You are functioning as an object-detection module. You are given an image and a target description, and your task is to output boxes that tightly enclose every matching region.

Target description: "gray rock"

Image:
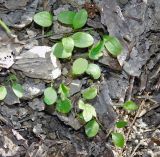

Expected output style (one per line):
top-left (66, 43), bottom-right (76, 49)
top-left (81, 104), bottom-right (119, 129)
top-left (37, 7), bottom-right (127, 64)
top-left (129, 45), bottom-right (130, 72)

top-left (4, 86), bottom-right (20, 105)
top-left (4, 0), bottom-right (29, 9)
top-left (13, 46), bottom-right (61, 80)
top-left (22, 78), bottom-right (45, 100)
top-left (29, 98), bottom-right (45, 111)
top-left (93, 81), bottom-right (117, 130)
top-left (69, 80), bottom-right (82, 96)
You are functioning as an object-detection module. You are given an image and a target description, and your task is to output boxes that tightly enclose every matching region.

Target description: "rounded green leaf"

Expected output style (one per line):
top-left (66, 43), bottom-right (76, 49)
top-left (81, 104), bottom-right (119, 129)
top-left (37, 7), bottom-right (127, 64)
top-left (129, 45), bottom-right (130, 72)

top-left (85, 119), bottom-right (99, 138)
top-left (57, 11), bottom-right (76, 25)
top-left (122, 100), bottom-right (139, 111)
top-left (43, 87), bottom-right (57, 105)
top-left (89, 40), bottom-right (104, 60)
top-left (116, 120), bottom-right (128, 128)
top-left (112, 132), bottom-right (125, 148)
top-left (62, 37), bottom-right (74, 52)
top-left (12, 83), bottom-right (23, 98)
top-left (72, 58), bottom-right (88, 75)
top-left (52, 42), bottom-right (72, 58)
top-left (0, 86), bottom-right (7, 100)
top-left (103, 35), bottom-right (123, 57)
top-left (56, 98), bottom-right (72, 113)
top-left (73, 9), bottom-right (88, 29)
top-left (86, 63), bottom-right (101, 79)
top-left (34, 11), bottom-right (53, 27)
top-left (82, 86), bottom-right (97, 100)
top-left (72, 32), bottom-right (94, 48)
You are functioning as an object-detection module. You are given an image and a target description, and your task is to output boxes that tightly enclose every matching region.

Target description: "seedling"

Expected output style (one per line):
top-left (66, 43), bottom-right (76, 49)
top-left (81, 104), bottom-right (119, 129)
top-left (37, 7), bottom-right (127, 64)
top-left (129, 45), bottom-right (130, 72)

top-left (86, 63), bottom-right (101, 79)
top-left (56, 98), bottom-right (72, 113)
top-left (78, 100), bottom-right (96, 122)
top-left (57, 9), bottom-right (88, 29)
top-left (0, 86), bottom-right (7, 100)
top-left (116, 120), bottom-right (128, 128)
top-left (122, 100), bottom-right (139, 111)
top-left (103, 35), bottom-right (123, 57)
top-left (111, 132), bottom-right (125, 148)
top-left (82, 86), bottom-right (98, 100)
top-left (72, 58), bottom-right (88, 75)
top-left (43, 87), bottom-right (57, 105)
top-left (34, 11), bottom-right (53, 27)
top-left (58, 83), bottom-right (70, 100)
top-left (85, 119), bottom-right (99, 138)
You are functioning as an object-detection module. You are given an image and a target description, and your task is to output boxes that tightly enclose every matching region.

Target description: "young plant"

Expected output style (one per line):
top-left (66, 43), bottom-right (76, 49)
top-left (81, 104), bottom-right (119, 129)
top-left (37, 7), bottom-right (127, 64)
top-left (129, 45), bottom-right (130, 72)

top-left (57, 9), bottom-right (88, 29)
top-left (58, 83), bottom-right (70, 100)
top-left (34, 11), bottom-right (53, 27)
top-left (122, 100), bottom-right (139, 111)
top-left (43, 87), bottom-right (57, 105)
top-left (116, 120), bottom-right (128, 128)
top-left (111, 132), bottom-right (125, 148)
top-left (103, 35), bottom-right (123, 57)
top-left (72, 58), bottom-right (88, 75)
top-left (86, 63), bottom-right (101, 79)
top-left (0, 86), bottom-right (7, 100)
top-left (82, 86), bottom-right (98, 100)
top-left (85, 119), bottom-right (99, 138)
top-left (78, 100), bottom-right (96, 122)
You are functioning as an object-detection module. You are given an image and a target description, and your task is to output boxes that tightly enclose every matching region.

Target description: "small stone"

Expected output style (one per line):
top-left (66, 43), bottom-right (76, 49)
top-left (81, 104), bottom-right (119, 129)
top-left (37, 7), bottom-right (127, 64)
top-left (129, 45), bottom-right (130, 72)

top-left (62, 67), bottom-right (68, 76)
top-left (69, 80), bottom-right (82, 96)
top-left (22, 78), bottom-right (45, 100)
top-left (29, 98), bottom-right (45, 111)
top-left (33, 124), bottom-right (43, 135)
top-left (119, 0), bottom-right (128, 5)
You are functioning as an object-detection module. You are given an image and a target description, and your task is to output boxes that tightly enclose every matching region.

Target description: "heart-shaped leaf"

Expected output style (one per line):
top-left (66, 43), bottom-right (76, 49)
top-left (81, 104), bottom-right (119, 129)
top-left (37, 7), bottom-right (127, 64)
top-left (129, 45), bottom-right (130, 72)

top-left (112, 132), bottom-right (125, 148)
top-left (72, 32), bottom-right (94, 48)
top-left (72, 58), bottom-right (88, 75)
top-left (85, 119), bottom-right (99, 137)
top-left (82, 86), bottom-right (97, 100)
top-left (58, 83), bottom-right (70, 99)
top-left (56, 98), bottom-right (72, 113)
top-left (116, 120), bottom-right (128, 128)
top-left (62, 37), bottom-right (74, 52)
top-left (43, 87), bottom-right (57, 105)
top-left (103, 35), bottom-right (123, 57)
top-left (57, 11), bottom-right (76, 25)
top-left (52, 42), bottom-right (72, 58)
top-left (34, 11), bottom-right (53, 27)
top-left (89, 40), bottom-right (104, 60)
top-left (78, 100), bottom-right (96, 122)
top-left (122, 100), bottom-right (139, 111)
top-left (0, 86), bottom-right (7, 100)
top-left (86, 63), bottom-right (101, 79)
top-left (12, 83), bottom-right (23, 98)
top-left (73, 9), bottom-right (88, 29)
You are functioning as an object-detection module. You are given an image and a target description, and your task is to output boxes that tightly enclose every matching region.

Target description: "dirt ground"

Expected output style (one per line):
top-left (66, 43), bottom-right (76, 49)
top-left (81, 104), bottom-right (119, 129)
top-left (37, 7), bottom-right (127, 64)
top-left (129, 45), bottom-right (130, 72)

top-left (0, 0), bottom-right (160, 157)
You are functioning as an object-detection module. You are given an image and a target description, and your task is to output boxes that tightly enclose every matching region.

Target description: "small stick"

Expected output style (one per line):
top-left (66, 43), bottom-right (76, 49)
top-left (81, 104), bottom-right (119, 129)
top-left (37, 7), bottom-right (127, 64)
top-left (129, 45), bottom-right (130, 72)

top-left (126, 76), bottom-right (135, 101)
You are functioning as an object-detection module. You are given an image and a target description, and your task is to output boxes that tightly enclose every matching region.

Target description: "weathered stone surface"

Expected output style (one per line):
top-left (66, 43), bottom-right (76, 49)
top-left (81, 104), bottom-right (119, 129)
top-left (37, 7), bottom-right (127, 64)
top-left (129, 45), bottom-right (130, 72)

top-left (13, 46), bottom-right (61, 80)
top-left (29, 98), bottom-right (45, 111)
top-left (69, 79), bottom-right (82, 96)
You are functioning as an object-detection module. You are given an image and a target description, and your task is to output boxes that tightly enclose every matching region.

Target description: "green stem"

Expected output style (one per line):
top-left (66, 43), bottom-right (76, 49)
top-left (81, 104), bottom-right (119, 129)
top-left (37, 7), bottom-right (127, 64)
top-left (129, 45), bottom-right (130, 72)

top-left (0, 19), bottom-right (11, 34)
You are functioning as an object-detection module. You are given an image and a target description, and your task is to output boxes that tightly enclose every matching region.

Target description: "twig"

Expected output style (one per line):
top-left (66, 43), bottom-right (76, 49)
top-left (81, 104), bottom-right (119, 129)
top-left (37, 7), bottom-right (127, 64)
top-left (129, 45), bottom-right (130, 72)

top-left (126, 100), bottom-right (145, 141)
top-left (126, 76), bottom-right (135, 101)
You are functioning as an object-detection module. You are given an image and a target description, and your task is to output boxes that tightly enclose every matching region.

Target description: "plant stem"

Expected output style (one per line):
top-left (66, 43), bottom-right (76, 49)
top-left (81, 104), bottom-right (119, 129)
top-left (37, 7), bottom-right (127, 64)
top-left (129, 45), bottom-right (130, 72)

top-left (0, 19), bottom-right (11, 34)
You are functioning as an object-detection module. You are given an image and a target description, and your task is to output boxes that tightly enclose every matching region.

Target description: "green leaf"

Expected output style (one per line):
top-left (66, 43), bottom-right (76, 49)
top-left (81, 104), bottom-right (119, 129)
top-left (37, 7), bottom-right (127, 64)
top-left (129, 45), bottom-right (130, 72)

top-left (62, 37), bottom-right (74, 52)
top-left (73, 9), bottom-right (88, 29)
top-left (103, 35), bottom-right (123, 57)
top-left (89, 40), bottom-right (104, 60)
top-left (85, 119), bottom-right (99, 137)
top-left (43, 87), bottom-right (57, 105)
top-left (112, 132), bottom-right (125, 148)
top-left (56, 98), bottom-right (72, 113)
top-left (116, 120), bottom-right (128, 128)
top-left (57, 11), bottom-right (76, 25)
top-left (82, 86), bottom-right (97, 100)
top-left (0, 86), bottom-right (7, 100)
top-left (122, 100), bottom-right (139, 111)
top-left (72, 32), bottom-right (94, 48)
top-left (86, 63), bottom-right (101, 79)
top-left (58, 83), bottom-right (70, 99)
top-left (72, 58), bottom-right (88, 75)
top-left (78, 100), bottom-right (96, 122)
top-left (8, 74), bottom-right (18, 82)
top-left (12, 83), bottom-right (23, 98)
top-left (52, 42), bottom-right (72, 58)
top-left (34, 11), bottom-right (53, 27)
